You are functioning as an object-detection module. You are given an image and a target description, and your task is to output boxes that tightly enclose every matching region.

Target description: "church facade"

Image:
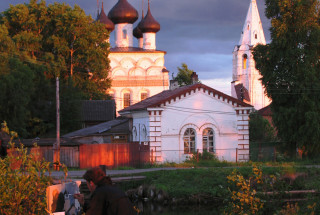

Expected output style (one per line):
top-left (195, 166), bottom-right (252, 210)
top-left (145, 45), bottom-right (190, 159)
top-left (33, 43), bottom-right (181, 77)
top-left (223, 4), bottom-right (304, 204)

top-left (97, 0), bottom-right (169, 114)
top-left (231, 0), bottom-right (271, 110)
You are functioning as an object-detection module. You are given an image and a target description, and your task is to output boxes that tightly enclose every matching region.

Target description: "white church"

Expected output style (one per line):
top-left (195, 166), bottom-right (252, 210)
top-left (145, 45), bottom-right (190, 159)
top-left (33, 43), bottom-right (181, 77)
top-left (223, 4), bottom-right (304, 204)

top-left (93, 0), bottom-right (269, 163)
top-left (97, 0), bottom-right (169, 114)
top-left (231, 0), bottom-right (271, 110)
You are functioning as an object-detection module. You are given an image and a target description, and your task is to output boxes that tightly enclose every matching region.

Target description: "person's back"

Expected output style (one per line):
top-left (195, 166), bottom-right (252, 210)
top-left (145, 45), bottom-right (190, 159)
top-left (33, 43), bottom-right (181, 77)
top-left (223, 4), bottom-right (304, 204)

top-left (88, 181), bottom-right (136, 215)
top-left (76, 167), bottom-right (137, 215)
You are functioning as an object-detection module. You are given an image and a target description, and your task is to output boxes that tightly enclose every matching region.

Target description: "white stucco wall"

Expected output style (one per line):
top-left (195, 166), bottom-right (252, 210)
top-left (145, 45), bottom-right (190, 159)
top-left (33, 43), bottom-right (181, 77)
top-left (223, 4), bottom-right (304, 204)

top-left (126, 87), bottom-right (251, 163)
top-left (160, 90), bottom-right (240, 162)
top-left (131, 112), bottom-right (150, 144)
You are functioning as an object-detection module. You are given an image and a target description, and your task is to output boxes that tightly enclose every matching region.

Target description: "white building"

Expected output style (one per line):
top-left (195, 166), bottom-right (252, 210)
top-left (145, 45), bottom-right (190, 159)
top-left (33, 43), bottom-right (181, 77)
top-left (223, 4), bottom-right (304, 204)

top-left (98, 0), bottom-right (169, 114)
top-left (231, 0), bottom-right (271, 110)
top-left (119, 83), bottom-right (253, 163)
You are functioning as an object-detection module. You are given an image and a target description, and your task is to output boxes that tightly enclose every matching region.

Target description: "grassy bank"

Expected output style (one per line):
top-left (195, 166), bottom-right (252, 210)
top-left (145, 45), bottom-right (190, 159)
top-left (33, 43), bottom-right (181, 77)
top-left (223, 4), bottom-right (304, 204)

top-left (118, 165), bottom-right (320, 214)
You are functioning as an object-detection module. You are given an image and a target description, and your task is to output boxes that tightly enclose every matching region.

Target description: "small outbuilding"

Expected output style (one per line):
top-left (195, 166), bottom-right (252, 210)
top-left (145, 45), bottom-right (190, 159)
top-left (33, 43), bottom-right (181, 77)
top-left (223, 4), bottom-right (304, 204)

top-left (63, 117), bottom-right (131, 144)
top-left (119, 83), bottom-right (253, 163)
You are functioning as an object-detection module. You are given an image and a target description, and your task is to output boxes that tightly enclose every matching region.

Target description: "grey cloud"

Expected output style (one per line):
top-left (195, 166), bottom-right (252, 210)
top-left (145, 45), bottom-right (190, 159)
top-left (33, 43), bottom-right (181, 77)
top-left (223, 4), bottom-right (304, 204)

top-left (0, 0), bottom-right (271, 93)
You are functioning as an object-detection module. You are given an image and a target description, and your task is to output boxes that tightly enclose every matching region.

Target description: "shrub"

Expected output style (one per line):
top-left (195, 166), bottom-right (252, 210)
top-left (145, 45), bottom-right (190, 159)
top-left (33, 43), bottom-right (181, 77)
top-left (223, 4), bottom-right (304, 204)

top-left (225, 165), bottom-right (264, 215)
top-left (0, 122), bottom-right (52, 215)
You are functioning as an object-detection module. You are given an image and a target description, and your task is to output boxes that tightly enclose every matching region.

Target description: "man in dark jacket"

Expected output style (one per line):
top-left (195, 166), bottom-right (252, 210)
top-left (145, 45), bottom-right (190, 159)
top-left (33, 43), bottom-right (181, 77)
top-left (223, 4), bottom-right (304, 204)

top-left (74, 167), bottom-right (137, 215)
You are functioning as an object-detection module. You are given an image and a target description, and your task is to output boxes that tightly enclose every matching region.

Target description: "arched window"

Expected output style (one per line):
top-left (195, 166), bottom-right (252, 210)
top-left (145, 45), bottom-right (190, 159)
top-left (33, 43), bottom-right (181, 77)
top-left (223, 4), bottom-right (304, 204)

top-left (202, 128), bottom-right (214, 152)
top-left (140, 90), bottom-right (148, 101)
top-left (243, 54), bottom-right (248, 69)
top-left (132, 126), bottom-right (137, 141)
top-left (141, 125), bottom-right (148, 141)
top-left (184, 128), bottom-right (196, 154)
top-left (123, 29), bottom-right (127, 39)
top-left (253, 30), bottom-right (258, 40)
top-left (123, 91), bottom-right (131, 108)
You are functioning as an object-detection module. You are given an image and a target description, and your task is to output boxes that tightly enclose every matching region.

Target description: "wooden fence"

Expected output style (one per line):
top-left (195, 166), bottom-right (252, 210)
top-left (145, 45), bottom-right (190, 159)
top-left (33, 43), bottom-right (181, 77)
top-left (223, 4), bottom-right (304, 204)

top-left (22, 142), bottom-right (150, 168)
top-left (79, 142), bottom-right (150, 169)
top-left (27, 146), bottom-right (80, 168)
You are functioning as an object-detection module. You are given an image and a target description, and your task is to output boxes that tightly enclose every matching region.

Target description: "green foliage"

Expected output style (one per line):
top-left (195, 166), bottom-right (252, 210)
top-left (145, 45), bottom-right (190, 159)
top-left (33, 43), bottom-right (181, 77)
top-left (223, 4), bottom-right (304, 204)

top-left (0, 58), bottom-right (35, 137)
top-left (183, 151), bottom-right (230, 167)
top-left (175, 63), bottom-right (195, 86)
top-left (249, 111), bottom-right (279, 161)
top-left (0, 122), bottom-right (52, 214)
top-left (142, 168), bottom-right (231, 199)
top-left (249, 111), bottom-right (277, 143)
top-left (253, 0), bottom-right (320, 157)
top-left (0, 0), bottom-right (111, 137)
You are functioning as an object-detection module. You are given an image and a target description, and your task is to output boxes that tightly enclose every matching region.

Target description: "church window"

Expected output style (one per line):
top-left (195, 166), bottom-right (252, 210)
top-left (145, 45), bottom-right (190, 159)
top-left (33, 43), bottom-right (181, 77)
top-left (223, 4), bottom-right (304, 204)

top-left (123, 29), bottom-right (127, 39)
top-left (202, 128), bottom-right (214, 153)
top-left (140, 91), bottom-right (148, 101)
top-left (255, 34), bottom-right (257, 39)
top-left (184, 128), bottom-right (196, 154)
top-left (243, 54), bottom-right (248, 69)
top-left (123, 92), bottom-right (131, 108)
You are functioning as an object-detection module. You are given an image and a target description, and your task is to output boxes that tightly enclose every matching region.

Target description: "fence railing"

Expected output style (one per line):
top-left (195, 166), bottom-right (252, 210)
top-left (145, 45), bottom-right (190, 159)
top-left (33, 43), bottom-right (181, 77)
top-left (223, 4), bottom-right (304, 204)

top-left (23, 144), bottom-right (251, 168)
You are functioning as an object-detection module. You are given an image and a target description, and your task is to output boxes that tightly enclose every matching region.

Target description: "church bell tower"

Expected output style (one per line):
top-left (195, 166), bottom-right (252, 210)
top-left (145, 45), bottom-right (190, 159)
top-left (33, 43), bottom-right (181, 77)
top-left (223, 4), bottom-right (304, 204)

top-left (231, 0), bottom-right (271, 110)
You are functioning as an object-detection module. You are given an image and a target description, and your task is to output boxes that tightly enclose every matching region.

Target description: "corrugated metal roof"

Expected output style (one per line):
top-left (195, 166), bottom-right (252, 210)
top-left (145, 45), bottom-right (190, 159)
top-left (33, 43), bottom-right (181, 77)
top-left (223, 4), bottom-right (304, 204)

top-left (63, 118), bottom-right (129, 138)
top-left (15, 138), bottom-right (81, 147)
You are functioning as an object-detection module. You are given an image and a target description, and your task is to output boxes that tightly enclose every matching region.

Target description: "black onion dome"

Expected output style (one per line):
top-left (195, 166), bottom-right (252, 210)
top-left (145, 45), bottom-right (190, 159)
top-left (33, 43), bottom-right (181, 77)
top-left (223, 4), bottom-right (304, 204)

top-left (98, 6), bottom-right (115, 32)
top-left (138, 6), bottom-right (160, 33)
top-left (133, 24), bottom-right (143, 38)
top-left (108, 0), bottom-right (138, 24)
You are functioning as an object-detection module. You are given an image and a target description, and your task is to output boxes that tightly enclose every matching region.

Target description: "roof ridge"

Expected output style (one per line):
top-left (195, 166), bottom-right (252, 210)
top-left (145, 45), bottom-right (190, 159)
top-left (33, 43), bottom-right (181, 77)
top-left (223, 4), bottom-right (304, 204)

top-left (119, 83), bottom-right (252, 113)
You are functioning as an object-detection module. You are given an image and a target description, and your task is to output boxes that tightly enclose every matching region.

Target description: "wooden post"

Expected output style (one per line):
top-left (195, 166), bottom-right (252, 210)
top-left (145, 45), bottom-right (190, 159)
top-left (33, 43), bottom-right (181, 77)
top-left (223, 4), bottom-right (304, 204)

top-left (114, 151), bottom-right (116, 169)
top-left (236, 148), bottom-right (238, 163)
top-left (197, 149), bottom-right (199, 163)
top-left (151, 149), bottom-right (154, 164)
top-left (54, 77), bottom-right (60, 171)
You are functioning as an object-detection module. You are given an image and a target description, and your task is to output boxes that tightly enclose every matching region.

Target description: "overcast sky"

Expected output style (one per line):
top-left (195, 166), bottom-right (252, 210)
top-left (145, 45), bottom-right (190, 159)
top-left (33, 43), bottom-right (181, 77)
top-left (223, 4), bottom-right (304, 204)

top-left (0, 0), bottom-right (271, 95)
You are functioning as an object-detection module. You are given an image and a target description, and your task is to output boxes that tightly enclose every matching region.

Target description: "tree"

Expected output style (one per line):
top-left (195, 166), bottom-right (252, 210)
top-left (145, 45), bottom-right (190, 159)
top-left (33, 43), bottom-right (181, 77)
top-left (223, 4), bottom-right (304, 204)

top-left (253, 0), bottom-right (320, 156)
top-left (0, 58), bottom-right (35, 137)
top-left (0, 0), bottom-right (112, 137)
top-left (175, 63), bottom-right (195, 86)
top-left (1, 0), bottom-right (111, 99)
top-left (249, 111), bottom-right (276, 143)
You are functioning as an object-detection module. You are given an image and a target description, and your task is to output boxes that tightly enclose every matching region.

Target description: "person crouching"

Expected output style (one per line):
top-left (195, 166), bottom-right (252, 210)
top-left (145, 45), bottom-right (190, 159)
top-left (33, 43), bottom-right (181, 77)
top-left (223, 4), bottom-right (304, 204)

top-left (74, 167), bottom-right (137, 215)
